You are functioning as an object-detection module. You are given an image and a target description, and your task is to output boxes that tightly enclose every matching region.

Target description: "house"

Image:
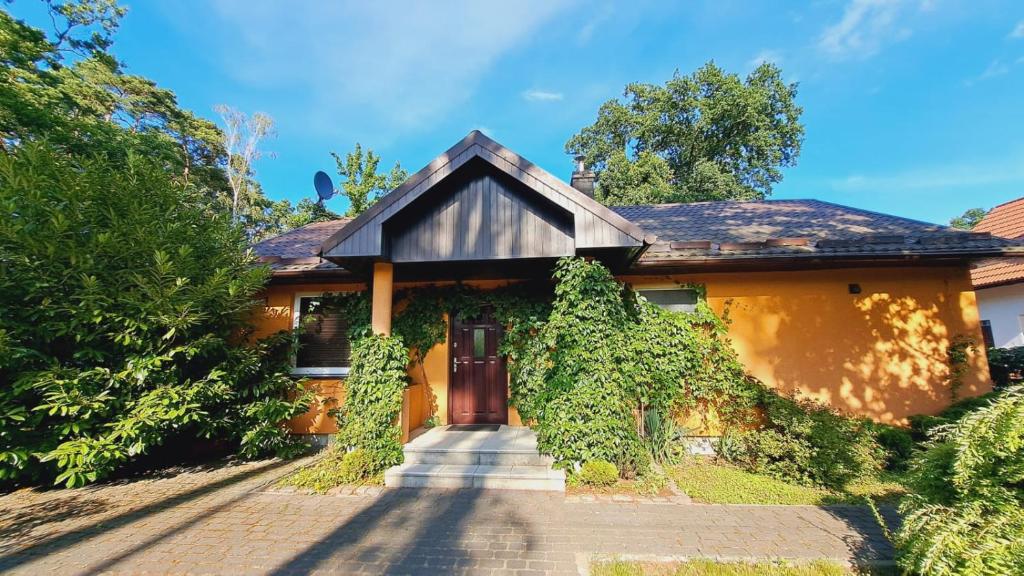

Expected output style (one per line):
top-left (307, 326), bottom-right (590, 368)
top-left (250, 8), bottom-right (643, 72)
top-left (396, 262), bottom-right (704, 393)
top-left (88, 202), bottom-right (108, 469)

top-left (253, 131), bottom-right (1022, 444)
top-left (970, 198), bottom-right (1024, 348)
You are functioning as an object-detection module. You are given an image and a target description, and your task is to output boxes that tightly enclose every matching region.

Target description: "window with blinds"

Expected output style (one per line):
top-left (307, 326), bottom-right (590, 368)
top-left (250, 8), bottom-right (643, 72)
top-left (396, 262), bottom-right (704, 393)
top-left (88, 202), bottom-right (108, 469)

top-left (637, 288), bottom-right (699, 313)
top-left (294, 296), bottom-right (351, 375)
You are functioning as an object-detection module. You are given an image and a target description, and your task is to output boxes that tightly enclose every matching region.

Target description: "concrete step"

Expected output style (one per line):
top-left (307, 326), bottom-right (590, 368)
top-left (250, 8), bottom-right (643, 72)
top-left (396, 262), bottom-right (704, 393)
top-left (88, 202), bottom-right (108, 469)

top-left (384, 463), bottom-right (565, 491)
top-left (403, 447), bottom-right (554, 466)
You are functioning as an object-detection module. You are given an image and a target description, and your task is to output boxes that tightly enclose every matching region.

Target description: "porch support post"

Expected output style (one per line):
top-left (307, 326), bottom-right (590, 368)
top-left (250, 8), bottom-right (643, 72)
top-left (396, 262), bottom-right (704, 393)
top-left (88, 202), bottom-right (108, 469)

top-left (371, 262), bottom-right (393, 336)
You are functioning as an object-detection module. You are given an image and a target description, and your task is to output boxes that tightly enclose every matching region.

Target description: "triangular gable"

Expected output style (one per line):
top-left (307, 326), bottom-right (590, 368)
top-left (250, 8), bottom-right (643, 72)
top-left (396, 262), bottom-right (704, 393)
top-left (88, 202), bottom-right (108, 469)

top-left (320, 131), bottom-right (655, 262)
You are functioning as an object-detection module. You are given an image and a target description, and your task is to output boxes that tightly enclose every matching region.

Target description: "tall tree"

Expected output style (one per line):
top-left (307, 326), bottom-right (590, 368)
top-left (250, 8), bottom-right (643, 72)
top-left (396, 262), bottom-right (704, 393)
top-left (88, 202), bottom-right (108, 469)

top-left (950, 207), bottom-right (988, 230)
top-left (567, 61), bottom-right (804, 205)
top-left (331, 143), bottom-right (407, 217)
top-left (214, 104), bottom-right (274, 223)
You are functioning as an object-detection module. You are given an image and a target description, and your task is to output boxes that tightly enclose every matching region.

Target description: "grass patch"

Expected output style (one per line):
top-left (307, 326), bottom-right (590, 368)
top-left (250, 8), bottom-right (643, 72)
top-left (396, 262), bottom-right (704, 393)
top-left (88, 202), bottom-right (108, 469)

top-left (566, 469), bottom-right (673, 497)
top-left (668, 459), bottom-right (906, 505)
top-left (591, 559), bottom-right (857, 575)
top-left (276, 449), bottom-right (384, 493)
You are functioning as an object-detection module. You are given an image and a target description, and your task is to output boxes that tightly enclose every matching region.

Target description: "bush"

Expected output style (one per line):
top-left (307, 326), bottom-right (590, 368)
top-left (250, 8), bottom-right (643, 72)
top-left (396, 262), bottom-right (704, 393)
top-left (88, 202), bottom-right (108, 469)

top-left (277, 447), bottom-right (378, 493)
top-left (872, 424), bottom-right (915, 472)
top-left (0, 144), bottom-right (309, 487)
top-left (896, 385), bottom-right (1024, 575)
top-left (717, 387), bottom-right (883, 490)
top-left (908, 390), bottom-right (1003, 441)
top-left (334, 334), bottom-right (408, 475)
top-left (986, 346), bottom-right (1024, 389)
top-left (577, 460), bottom-right (618, 487)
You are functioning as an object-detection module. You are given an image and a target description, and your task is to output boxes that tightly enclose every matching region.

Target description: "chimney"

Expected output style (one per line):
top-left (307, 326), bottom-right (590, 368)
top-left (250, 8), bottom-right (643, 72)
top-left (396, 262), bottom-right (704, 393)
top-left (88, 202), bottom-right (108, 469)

top-left (570, 155), bottom-right (596, 197)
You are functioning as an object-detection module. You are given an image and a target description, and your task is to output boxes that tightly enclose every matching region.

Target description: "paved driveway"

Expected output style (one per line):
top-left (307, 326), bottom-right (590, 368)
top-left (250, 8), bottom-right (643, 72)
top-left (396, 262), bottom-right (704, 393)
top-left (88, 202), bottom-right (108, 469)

top-left (0, 457), bottom-right (894, 575)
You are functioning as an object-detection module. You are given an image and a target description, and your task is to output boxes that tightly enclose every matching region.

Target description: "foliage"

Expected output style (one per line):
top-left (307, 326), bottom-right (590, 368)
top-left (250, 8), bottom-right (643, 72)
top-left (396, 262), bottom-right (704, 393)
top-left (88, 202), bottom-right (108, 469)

top-left (595, 150), bottom-right (675, 206)
top-left (641, 409), bottom-right (686, 465)
top-left (333, 334), bottom-right (408, 474)
top-left (717, 388), bottom-right (883, 490)
top-left (0, 143), bottom-right (310, 487)
top-left (634, 467), bottom-right (669, 496)
top-left (214, 104), bottom-right (275, 227)
top-left (276, 447), bottom-right (382, 493)
top-left (907, 390), bottom-right (1003, 441)
top-left (986, 345), bottom-right (1024, 389)
top-left (0, 3), bottom-right (320, 241)
top-left (668, 460), bottom-right (905, 506)
top-left (895, 385), bottom-right (1024, 576)
top-left (331, 143), bottom-right (407, 217)
top-left (949, 207), bottom-right (988, 230)
top-left (567, 61), bottom-right (804, 204)
top-left (532, 258), bottom-right (647, 476)
top-left (945, 335), bottom-right (974, 400)
top-left (577, 460), bottom-right (619, 487)
top-left (870, 424), bottom-right (915, 472)
top-left (591, 559), bottom-right (853, 576)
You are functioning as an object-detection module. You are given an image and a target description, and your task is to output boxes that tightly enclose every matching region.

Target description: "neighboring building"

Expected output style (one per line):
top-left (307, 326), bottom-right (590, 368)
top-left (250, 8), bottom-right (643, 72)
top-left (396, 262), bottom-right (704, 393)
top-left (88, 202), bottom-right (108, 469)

top-left (971, 198), bottom-right (1024, 348)
top-left (253, 131), bottom-right (1023, 442)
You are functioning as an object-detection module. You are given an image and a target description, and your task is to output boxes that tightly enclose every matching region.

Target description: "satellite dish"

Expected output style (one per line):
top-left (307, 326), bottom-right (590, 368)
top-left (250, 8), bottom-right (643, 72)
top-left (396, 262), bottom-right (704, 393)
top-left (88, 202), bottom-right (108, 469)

top-left (313, 170), bottom-right (334, 201)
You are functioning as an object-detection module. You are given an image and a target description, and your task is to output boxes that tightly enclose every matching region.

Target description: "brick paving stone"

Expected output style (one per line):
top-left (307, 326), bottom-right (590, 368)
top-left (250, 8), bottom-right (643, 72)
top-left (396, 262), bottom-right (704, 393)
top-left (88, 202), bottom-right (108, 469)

top-left (0, 457), bottom-right (897, 575)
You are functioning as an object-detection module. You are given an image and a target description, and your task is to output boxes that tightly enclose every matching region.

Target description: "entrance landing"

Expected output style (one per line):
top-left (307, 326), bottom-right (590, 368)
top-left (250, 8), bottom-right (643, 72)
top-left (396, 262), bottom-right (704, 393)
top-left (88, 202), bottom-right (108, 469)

top-left (384, 425), bottom-right (565, 491)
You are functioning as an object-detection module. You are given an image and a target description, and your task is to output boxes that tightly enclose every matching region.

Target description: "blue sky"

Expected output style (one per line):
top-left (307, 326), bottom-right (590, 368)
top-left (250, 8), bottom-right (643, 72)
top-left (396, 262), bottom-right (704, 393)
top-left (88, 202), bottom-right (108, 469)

top-left (12, 0), bottom-right (1024, 224)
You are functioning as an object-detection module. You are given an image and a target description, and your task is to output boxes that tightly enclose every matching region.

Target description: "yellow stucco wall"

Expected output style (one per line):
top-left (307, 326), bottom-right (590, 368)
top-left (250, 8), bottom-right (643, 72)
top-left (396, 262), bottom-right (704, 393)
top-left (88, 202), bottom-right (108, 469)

top-left (623, 265), bottom-right (992, 425)
top-left (256, 264), bottom-right (991, 434)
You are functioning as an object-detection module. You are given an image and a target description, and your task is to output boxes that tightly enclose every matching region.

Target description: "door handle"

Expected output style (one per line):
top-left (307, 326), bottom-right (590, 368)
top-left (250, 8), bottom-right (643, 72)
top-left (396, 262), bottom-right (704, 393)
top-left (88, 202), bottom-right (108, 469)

top-left (453, 358), bottom-right (458, 373)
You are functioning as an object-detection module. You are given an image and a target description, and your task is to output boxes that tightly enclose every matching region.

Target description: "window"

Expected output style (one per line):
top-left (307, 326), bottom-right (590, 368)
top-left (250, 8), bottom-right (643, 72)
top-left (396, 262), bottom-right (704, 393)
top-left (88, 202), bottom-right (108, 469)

top-left (292, 294), bottom-right (350, 376)
top-left (981, 320), bottom-right (994, 349)
top-left (637, 288), bottom-right (699, 313)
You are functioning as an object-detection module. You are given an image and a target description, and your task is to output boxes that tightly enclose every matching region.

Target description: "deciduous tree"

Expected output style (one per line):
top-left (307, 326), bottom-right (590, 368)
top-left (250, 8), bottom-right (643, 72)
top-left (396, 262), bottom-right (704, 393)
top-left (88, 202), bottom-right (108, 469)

top-left (567, 61), bottom-right (804, 204)
top-left (331, 143), bottom-right (407, 217)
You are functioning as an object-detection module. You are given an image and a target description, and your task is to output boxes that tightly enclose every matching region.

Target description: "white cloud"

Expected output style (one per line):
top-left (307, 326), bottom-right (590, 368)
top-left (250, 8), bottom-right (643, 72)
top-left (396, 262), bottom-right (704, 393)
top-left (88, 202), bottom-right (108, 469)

top-left (521, 89), bottom-right (564, 102)
top-left (577, 4), bottom-right (613, 45)
top-left (818, 0), bottom-right (918, 60)
top-left (831, 153), bottom-right (1024, 193)
top-left (1011, 20), bottom-right (1024, 38)
top-left (748, 49), bottom-right (783, 68)
top-left (199, 1), bottom-right (575, 135)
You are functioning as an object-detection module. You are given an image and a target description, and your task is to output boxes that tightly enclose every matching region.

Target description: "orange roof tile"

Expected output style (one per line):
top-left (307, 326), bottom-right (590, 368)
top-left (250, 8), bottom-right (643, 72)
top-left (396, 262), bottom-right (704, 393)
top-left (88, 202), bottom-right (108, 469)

top-left (972, 257), bottom-right (1024, 288)
top-left (973, 198), bottom-right (1024, 239)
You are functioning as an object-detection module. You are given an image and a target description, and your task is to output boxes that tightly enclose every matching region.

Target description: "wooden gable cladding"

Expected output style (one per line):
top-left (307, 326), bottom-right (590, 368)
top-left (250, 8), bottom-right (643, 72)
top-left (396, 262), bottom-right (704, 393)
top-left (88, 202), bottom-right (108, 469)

top-left (387, 165), bottom-right (574, 262)
top-left (320, 131), bottom-right (653, 264)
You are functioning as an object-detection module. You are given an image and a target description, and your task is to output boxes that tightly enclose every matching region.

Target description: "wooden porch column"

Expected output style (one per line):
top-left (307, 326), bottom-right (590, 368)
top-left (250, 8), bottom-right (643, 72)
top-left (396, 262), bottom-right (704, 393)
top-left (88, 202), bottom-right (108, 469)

top-left (371, 262), bottom-right (393, 336)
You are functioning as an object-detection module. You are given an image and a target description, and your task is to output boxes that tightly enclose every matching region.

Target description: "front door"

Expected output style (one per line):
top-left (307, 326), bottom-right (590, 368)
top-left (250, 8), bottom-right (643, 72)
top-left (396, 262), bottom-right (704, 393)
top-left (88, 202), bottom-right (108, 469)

top-left (449, 311), bottom-right (508, 425)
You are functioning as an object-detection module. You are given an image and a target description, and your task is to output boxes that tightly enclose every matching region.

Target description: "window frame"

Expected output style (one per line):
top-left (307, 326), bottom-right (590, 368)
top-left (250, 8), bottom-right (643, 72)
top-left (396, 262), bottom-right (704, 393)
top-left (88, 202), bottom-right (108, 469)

top-left (291, 291), bottom-right (351, 377)
top-left (635, 284), bottom-right (702, 313)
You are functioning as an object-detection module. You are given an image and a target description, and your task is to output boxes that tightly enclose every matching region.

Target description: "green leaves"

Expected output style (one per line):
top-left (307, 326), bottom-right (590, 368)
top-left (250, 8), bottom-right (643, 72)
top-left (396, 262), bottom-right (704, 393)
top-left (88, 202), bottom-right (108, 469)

top-left (897, 386), bottom-right (1024, 575)
top-left (567, 61), bottom-right (804, 204)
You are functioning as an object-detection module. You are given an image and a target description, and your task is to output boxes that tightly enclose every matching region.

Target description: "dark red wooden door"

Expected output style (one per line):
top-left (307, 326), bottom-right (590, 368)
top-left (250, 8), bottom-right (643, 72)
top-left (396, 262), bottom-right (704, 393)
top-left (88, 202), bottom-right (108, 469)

top-left (449, 312), bottom-right (508, 425)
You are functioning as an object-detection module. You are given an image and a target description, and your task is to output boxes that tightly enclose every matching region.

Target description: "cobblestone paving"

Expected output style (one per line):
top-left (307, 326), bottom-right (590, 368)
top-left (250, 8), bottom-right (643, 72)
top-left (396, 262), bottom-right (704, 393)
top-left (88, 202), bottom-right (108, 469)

top-left (0, 458), bottom-right (895, 575)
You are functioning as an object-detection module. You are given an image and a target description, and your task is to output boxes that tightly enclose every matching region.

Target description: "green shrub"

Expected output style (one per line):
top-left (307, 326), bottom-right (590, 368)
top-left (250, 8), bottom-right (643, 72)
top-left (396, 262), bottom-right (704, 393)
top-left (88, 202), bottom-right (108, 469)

top-left (634, 468), bottom-right (669, 496)
top-left (908, 390), bottom-right (1003, 441)
top-left (577, 460), bottom-right (619, 486)
top-left (872, 424), bottom-right (915, 471)
top-left (277, 447), bottom-right (380, 493)
top-left (717, 388), bottom-right (883, 490)
top-left (896, 385), bottom-right (1024, 575)
top-left (334, 334), bottom-right (408, 474)
top-left (642, 409), bottom-right (687, 465)
top-left (986, 346), bottom-right (1024, 389)
top-left (0, 144), bottom-right (309, 487)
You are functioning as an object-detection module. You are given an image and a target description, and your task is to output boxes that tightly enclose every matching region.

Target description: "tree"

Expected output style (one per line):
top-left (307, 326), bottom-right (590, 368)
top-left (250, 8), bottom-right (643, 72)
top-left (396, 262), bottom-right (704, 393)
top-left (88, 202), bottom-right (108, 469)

top-left (567, 61), bottom-right (804, 204)
top-left (950, 207), bottom-right (987, 230)
top-left (214, 104), bottom-right (274, 223)
top-left (331, 143), bottom-right (407, 217)
top-left (0, 143), bottom-right (310, 487)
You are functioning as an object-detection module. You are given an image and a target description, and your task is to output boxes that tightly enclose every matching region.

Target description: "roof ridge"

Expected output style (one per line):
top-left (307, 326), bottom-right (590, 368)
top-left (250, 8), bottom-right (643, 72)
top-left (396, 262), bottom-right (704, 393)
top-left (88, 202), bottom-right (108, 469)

top-left (803, 199), bottom-right (952, 231)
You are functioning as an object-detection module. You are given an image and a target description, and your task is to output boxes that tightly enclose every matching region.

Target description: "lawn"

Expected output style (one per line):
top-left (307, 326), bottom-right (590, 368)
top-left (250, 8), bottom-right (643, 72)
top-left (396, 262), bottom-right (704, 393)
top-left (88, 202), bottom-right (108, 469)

top-left (668, 459), bottom-right (906, 505)
top-left (591, 559), bottom-right (857, 576)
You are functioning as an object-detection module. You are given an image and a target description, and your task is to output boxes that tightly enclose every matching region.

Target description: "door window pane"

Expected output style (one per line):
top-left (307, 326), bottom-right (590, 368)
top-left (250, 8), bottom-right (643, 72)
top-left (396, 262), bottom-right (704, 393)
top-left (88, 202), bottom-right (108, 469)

top-left (473, 328), bottom-right (485, 357)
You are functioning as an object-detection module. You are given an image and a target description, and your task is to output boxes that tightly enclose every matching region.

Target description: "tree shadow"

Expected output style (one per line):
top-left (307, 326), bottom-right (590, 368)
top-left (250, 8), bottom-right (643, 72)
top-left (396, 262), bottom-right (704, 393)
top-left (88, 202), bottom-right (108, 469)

top-left (0, 458), bottom-right (293, 572)
top-left (266, 487), bottom-right (535, 575)
top-left (821, 504), bottom-right (901, 570)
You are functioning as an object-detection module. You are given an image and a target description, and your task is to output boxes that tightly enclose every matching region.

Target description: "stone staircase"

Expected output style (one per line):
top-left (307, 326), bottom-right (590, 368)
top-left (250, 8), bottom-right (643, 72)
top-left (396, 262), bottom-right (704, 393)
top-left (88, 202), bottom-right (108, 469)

top-left (384, 425), bottom-right (565, 491)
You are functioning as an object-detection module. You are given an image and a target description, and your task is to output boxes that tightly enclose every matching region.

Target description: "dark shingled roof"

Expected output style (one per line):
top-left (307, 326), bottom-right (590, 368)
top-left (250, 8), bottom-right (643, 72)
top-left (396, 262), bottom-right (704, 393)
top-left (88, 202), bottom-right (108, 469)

top-left (253, 200), bottom-right (1024, 273)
